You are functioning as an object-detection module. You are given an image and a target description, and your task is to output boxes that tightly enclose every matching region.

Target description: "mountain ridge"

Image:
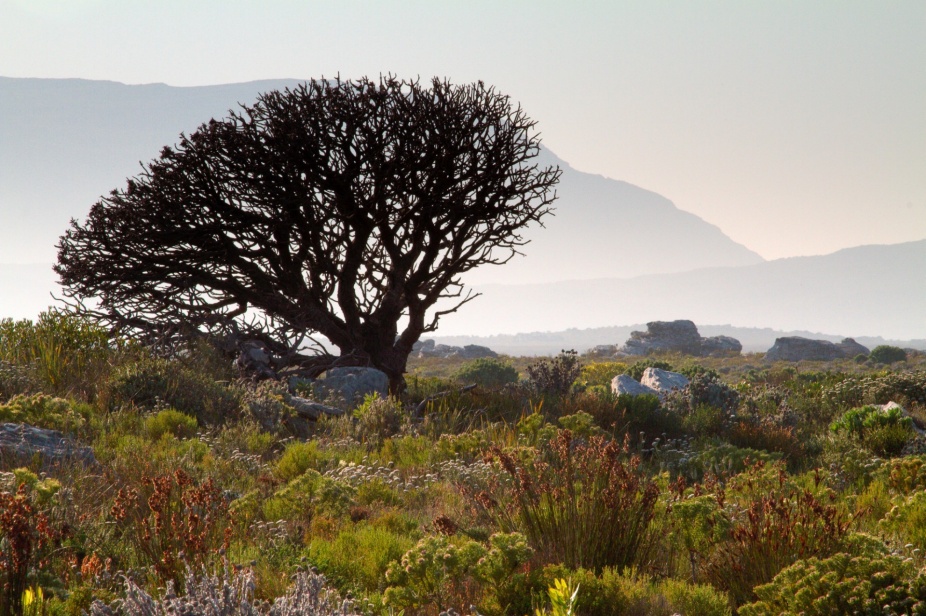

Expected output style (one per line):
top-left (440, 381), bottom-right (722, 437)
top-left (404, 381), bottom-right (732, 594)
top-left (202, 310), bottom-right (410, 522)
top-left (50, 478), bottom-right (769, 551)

top-left (3, 76), bottom-right (762, 281)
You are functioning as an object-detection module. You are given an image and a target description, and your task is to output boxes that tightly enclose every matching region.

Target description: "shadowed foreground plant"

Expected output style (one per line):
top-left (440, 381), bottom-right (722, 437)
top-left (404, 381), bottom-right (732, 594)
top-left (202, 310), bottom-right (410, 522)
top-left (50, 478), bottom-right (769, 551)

top-left (481, 430), bottom-right (660, 572)
top-left (90, 565), bottom-right (358, 615)
top-left (109, 469), bottom-right (230, 586)
top-left (704, 469), bottom-right (851, 607)
top-left (0, 485), bottom-right (54, 616)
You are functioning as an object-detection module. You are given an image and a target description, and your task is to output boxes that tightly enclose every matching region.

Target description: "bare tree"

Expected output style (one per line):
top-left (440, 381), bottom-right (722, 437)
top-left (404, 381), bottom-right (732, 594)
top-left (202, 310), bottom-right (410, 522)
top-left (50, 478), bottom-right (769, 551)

top-left (56, 76), bottom-right (560, 390)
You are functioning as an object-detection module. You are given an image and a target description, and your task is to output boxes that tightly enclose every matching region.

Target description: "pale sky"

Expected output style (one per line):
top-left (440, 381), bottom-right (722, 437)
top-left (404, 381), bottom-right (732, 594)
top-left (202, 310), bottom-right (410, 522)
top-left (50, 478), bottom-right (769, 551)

top-left (2, 0), bottom-right (924, 260)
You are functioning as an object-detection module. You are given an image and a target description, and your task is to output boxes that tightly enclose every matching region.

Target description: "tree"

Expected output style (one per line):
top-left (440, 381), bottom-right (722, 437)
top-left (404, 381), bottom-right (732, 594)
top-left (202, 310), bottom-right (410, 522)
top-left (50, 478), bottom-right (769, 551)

top-left (55, 76), bottom-right (560, 390)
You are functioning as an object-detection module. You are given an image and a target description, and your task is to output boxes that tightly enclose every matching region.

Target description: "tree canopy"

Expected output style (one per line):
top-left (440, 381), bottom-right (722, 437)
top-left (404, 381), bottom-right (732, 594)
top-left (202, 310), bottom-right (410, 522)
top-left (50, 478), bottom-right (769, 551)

top-left (56, 76), bottom-right (560, 389)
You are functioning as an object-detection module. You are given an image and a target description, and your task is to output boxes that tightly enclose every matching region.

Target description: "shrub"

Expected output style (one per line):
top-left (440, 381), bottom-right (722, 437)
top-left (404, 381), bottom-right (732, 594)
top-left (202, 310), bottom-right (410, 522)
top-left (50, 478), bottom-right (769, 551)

top-left (275, 441), bottom-right (322, 482)
top-left (507, 565), bottom-right (731, 616)
top-left (870, 345), bottom-right (908, 364)
top-left (0, 485), bottom-right (55, 616)
top-left (453, 358), bottom-right (519, 388)
top-left (89, 567), bottom-right (357, 616)
top-left (824, 371), bottom-right (926, 409)
top-left (880, 491), bottom-right (926, 552)
top-left (105, 356), bottom-right (241, 425)
top-left (0, 393), bottom-right (90, 434)
top-left (109, 469), bottom-right (230, 586)
top-left (739, 552), bottom-right (926, 616)
top-left (526, 350), bottom-right (582, 397)
top-left (830, 404), bottom-right (914, 456)
top-left (144, 408), bottom-right (199, 440)
top-left (625, 359), bottom-right (673, 382)
top-left (664, 373), bottom-right (740, 418)
top-left (704, 478), bottom-right (850, 607)
top-left (577, 362), bottom-right (628, 389)
top-left (383, 534), bottom-right (486, 612)
top-left (306, 522), bottom-right (415, 596)
top-left (882, 455), bottom-right (926, 494)
top-left (352, 394), bottom-right (405, 446)
top-left (0, 309), bottom-right (112, 400)
top-left (482, 431), bottom-right (660, 572)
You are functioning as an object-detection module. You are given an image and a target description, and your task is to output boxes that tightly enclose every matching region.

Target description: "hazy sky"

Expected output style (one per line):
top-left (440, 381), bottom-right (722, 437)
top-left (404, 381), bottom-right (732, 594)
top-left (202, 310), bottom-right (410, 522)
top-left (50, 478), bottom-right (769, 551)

top-left (2, 1), bottom-right (924, 260)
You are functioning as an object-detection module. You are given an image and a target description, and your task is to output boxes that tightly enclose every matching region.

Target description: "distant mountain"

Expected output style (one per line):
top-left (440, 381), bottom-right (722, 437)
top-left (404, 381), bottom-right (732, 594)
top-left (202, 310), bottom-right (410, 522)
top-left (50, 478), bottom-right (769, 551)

top-left (465, 148), bottom-right (763, 284)
top-left (1, 77), bottom-right (762, 282)
top-left (0, 77), bottom-right (303, 263)
top-left (436, 240), bottom-right (926, 341)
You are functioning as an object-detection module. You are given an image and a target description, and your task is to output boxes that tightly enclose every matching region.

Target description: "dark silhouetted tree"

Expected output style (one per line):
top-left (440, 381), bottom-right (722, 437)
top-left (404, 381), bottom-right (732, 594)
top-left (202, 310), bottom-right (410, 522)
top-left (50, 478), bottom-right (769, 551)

top-left (56, 77), bottom-right (560, 390)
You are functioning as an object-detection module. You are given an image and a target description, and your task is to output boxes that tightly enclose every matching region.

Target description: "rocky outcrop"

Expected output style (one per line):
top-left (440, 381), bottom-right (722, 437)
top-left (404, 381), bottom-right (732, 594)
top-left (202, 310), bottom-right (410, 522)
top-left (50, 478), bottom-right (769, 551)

top-left (700, 335), bottom-right (743, 356)
top-left (611, 374), bottom-right (659, 397)
top-left (0, 423), bottom-right (96, 468)
top-left (618, 320), bottom-right (742, 357)
top-left (765, 336), bottom-right (870, 362)
top-left (837, 338), bottom-right (870, 358)
top-left (413, 339), bottom-right (498, 359)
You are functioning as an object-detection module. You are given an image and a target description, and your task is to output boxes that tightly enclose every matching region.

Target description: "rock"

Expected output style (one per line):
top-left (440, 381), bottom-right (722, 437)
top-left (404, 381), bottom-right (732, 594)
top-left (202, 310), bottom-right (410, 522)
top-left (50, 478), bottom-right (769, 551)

top-left (459, 345), bottom-right (498, 359)
top-left (413, 339), bottom-right (498, 359)
top-left (0, 423), bottom-right (96, 468)
top-left (587, 344), bottom-right (619, 357)
top-left (235, 340), bottom-right (276, 379)
top-left (640, 368), bottom-right (690, 397)
top-left (622, 320), bottom-right (702, 356)
top-left (316, 367), bottom-right (389, 407)
top-left (765, 336), bottom-right (869, 362)
top-left (700, 335), bottom-right (743, 357)
top-left (836, 338), bottom-right (870, 358)
top-left (282, 394), bottom-right (347, 420)
top-left (413, 339), bottom-right (436, 352)
top-left (618, 320), bottom-right (742, 357)
top-left (611, 374), bottom-right (659, 397)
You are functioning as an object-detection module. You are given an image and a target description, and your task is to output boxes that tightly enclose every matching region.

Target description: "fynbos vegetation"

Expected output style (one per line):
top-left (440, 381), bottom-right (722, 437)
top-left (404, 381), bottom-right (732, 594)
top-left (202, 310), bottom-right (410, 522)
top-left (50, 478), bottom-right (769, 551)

top-left (2, 310), bottom-right (925, 614)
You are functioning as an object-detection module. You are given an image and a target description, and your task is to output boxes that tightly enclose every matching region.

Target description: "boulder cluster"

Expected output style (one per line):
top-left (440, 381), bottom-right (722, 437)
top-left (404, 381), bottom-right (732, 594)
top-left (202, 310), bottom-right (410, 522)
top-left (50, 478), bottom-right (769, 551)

top-left (412, 339), bottom-right (498, 359)
top-left (764, 336), bottom-right (869, 362)
top-left (596, 320), bottom-right (742, 358)
top-left (611, 367), bottom-right (690, 400)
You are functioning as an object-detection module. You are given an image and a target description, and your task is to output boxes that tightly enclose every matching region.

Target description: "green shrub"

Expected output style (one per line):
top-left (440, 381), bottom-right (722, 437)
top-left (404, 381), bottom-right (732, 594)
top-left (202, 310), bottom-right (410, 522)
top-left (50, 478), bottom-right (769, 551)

top-left (527, 350), bottom-right (582, 397)
top-left (824, 371), bottom-right (926, 409)
top-left (0, 309), bottom-right (112, 400)
top-left (880, 491), bottom-right (926, 552)
top-left (882, 455), bottom-right (926, 494)
top-left (830, 404), bottom-right (914, 456)
top-left (507, 565), bottom-right (731, 616)
top-left (383, 534), bottom-right (487, 612)
top-left (274, 441), bottom-right (322, 482)
top-left (739, 552), bottom-right (926, 616)
top-left (306, 522), bottom-right (416, 596)
top-left (453, 357), bottom-right (519, 388)
top-left (870, 345), bottom-right (908, 364)
top-left (577, 361), bottom-right (628, 389)
top-left (610, 393), bottom-right (681, 438)
top-left (105, 356), bottom-right (241, 425)
top-left (0, 393), bottom-right (89, 434)
top-left (625, 359), bottom-right (673, 382)
top-left (143, 408), bottom-right (198, 440)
